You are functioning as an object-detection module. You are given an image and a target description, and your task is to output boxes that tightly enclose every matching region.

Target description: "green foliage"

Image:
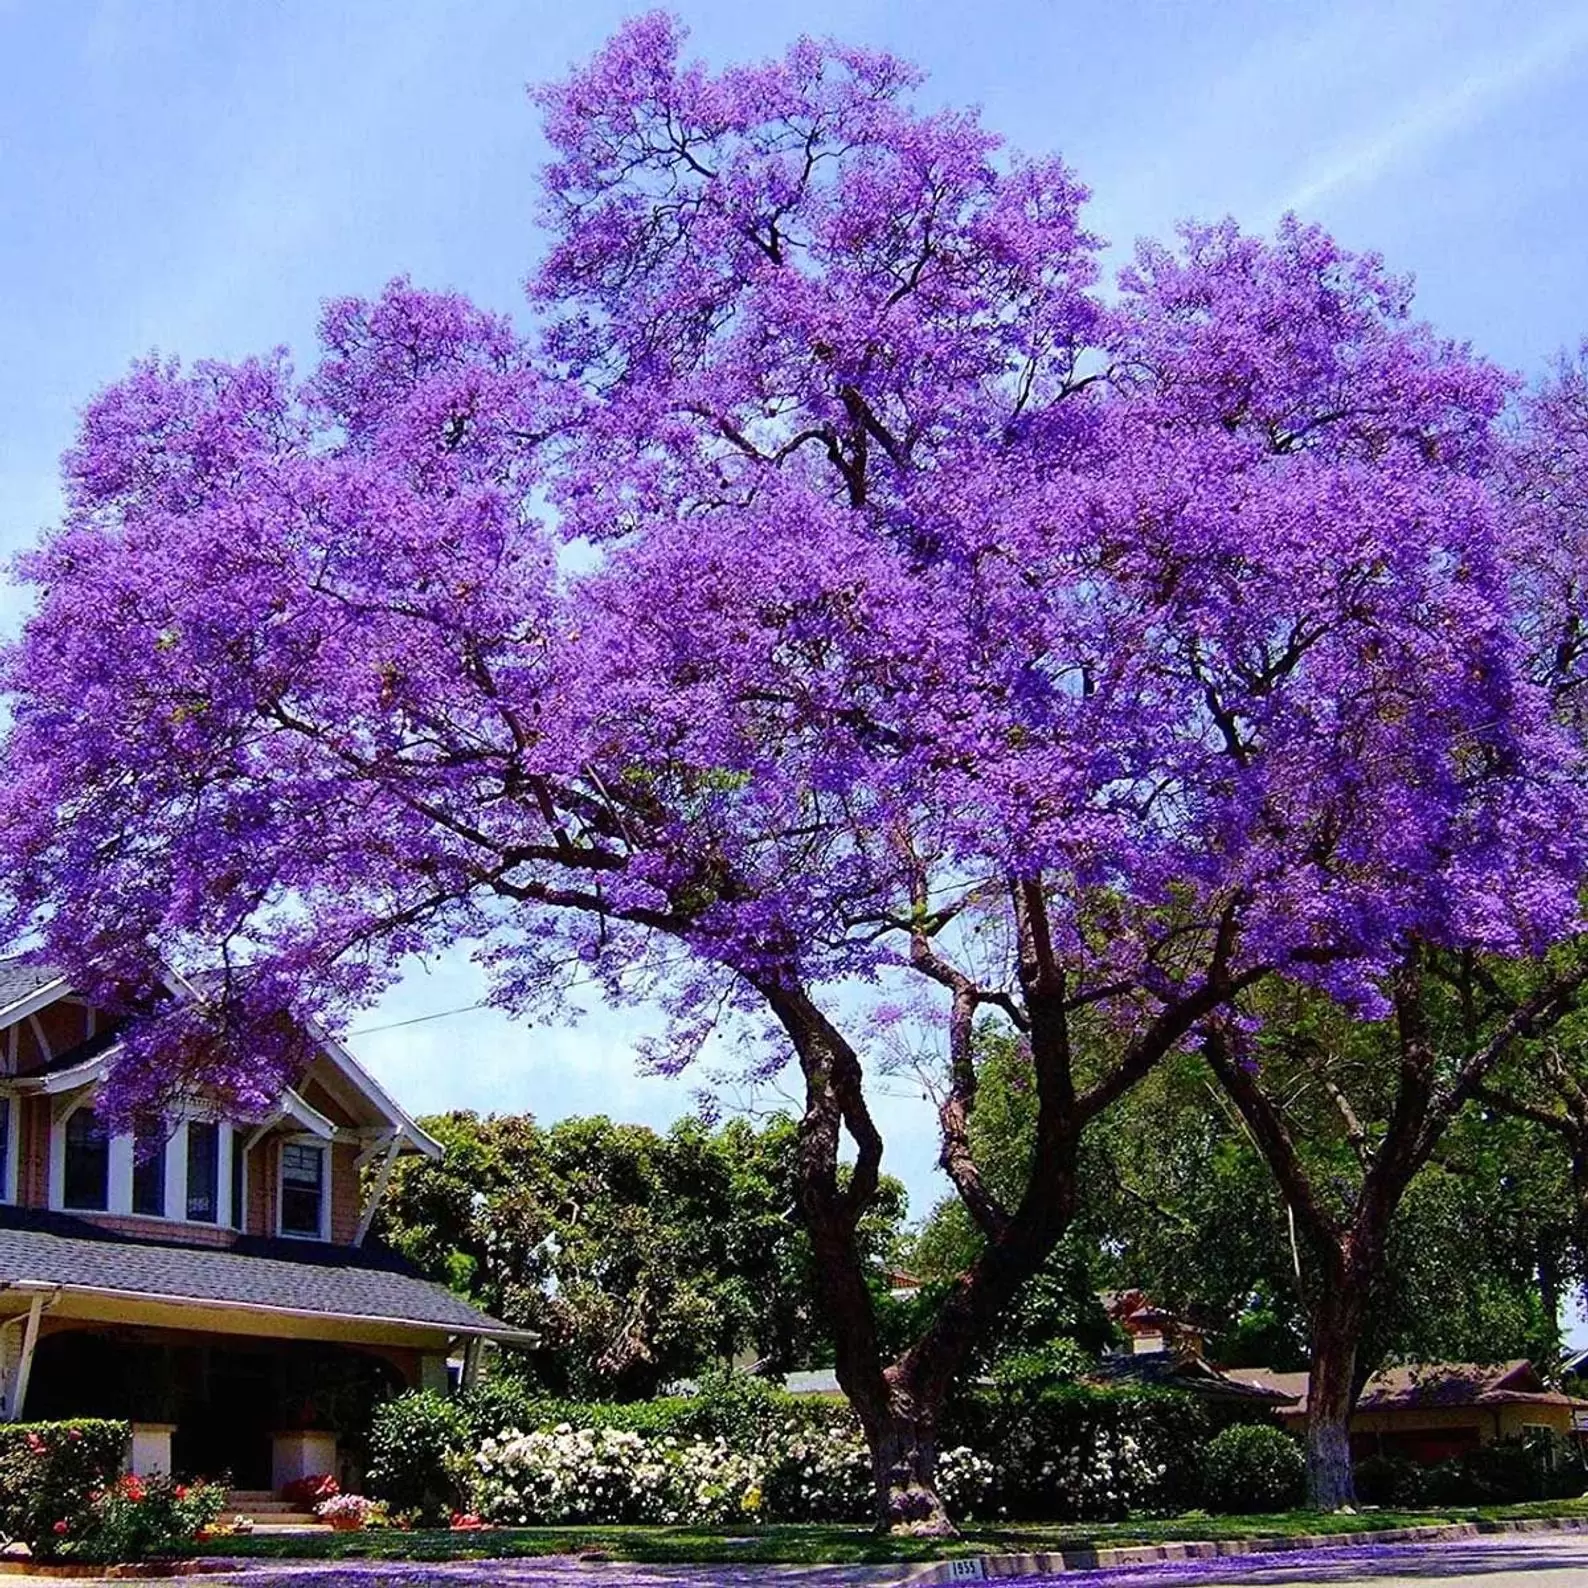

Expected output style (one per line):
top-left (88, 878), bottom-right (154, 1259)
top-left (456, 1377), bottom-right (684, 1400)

top-left (1420, 1433), bottom-right (1587, 1505)
top-left (375, 1111), bottom-right (907, 1399)
top-left (365, 1390), bottom-right (473, 1527)
top-left (65, 1474), bottom-right (226, 1564)
top-left (1352, 1452), bottom-right (1427, 1507)
top-left (0, 1419), bottom-right (128, 1559)
top-left (1201, 1424), bottom-right (1306, 1514)
top-left (987, 1340), bottom-right (1094, 1395)
top-left (946, 1383), bottom-right (1218, 1519)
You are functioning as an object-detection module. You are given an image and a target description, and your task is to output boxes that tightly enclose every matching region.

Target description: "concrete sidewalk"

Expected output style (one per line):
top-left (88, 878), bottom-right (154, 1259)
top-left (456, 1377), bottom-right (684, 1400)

top-left (193, 1528), bottom-right (1588, 1588)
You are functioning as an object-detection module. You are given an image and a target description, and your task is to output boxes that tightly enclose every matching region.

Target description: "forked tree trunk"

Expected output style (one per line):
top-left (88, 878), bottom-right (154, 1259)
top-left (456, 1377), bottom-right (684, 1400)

top-left (760, 911), bottom-right (1234, 1533)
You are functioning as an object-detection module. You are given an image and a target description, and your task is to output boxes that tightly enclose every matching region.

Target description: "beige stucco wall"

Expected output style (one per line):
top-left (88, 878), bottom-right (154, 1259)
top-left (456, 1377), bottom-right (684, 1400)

top-left (1278, 1400), bottom-right (1576, 1449)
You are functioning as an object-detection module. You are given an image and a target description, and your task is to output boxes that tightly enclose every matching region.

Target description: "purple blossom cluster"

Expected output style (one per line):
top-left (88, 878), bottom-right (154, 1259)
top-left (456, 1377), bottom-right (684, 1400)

top-left (2, 17), bottom-right (1579, 1122)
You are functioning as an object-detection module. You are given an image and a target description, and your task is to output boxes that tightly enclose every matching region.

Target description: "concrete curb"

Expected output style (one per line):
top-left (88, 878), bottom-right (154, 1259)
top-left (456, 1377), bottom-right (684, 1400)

top-left (905, 1515), bottom-right (1588, 1582)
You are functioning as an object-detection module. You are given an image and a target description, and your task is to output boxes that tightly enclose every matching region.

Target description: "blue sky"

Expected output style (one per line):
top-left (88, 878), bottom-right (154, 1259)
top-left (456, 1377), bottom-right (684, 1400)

top-left (3, 0), bottom-right (1588, 1232)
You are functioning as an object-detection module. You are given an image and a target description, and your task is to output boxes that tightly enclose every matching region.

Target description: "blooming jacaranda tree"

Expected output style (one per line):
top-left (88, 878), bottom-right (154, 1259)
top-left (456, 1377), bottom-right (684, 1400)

top-left (2, 15), bottom-right (1583, 1527)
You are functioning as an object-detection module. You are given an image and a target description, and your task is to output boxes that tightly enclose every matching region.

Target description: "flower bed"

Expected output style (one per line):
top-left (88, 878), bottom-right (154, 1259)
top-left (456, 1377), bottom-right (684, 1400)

top-left (0, 1420), bottom-right (128, 1560)
top-left (61, 1475), bottom-right (227, 1565)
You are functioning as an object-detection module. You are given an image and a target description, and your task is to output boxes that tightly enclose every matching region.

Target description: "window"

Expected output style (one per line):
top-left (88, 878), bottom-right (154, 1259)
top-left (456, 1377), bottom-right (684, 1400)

top-left (63, 1107), bottom-right (110, 1211)
top-left (230, 1126), bottom-right (246, 1230)
top-left (185, 1120), bottom-right (220, 1223)
top-left (0, 1098), bottom-right (10, 1203)
top-left (132, 1119), bottom-right (167, 1217)
top-left (280, 1142), bottom-right (325, 1238)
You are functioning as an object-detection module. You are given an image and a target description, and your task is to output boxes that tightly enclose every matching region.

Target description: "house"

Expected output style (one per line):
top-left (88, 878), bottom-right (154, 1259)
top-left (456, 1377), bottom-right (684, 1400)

top-left (1087, 1348), bottom-right (1298, 1411)
top-left (0, 961), bottom-right (530, 1491)
top-left (1223, 1360), bottom-right (1588, 1464)
top-left (1102, 1289), bottom-right (1207, 1357)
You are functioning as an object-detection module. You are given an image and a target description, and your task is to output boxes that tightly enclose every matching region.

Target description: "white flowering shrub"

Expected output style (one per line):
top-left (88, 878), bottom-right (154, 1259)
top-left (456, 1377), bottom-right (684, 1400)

top-left (1030, 1427), bottom-right (1168, 1520)
top-left (759, 1425), bottom-right (872, 1522)
top-left (473, 1424), bottom-right (763, 1525)
top-left (937, 1444), bottom-right (996, 1518)
top-left (450, 1374), bottom-right (1217, 1526)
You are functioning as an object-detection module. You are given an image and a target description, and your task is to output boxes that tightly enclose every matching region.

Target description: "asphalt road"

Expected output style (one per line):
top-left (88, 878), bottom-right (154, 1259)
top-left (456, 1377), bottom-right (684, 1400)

top-left (1004, 1533), bottom-right (1588, 1586)
top-left (204, 1534), bottom-right (1588, 1587)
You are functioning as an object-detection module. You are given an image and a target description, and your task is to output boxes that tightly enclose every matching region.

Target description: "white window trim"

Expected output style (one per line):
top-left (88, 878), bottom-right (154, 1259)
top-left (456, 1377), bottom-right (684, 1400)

top-left (49, 1104), bottom-right (239, 1230)
top-left (52, 1100), bottom-right (111, 1213)
top-left (276, 1135), bottom-right (330, 1242)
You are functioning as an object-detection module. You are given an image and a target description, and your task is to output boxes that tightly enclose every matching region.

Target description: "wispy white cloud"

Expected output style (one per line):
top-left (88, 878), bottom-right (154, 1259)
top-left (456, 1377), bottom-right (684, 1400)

top-left (1283, 9), bottom-right (1588, 213)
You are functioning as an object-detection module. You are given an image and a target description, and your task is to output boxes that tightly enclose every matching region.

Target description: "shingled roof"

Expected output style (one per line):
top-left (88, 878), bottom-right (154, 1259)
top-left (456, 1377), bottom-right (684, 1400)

top-left (1225, 1359), bottom-right (1587, 1416)
top-left (0, 1205), bottom-right (528, 1340)
top-left (0, 960), bottom-right (64, 1012)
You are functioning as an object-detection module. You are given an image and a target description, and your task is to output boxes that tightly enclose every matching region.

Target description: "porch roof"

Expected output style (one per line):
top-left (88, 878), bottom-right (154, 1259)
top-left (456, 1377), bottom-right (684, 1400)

top-left (0, 1205), bottom-right (531, 1343)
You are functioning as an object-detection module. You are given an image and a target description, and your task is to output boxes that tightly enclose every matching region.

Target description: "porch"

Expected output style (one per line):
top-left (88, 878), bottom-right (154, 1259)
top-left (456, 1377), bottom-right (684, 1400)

top-left (0, 1202), bottom-right (533, 1493)
top-left (19, 1323), bottom-right (414, 1490)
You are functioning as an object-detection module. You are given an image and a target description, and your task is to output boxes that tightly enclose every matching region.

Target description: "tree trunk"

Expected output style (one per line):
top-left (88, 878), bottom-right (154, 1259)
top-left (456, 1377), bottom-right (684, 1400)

top-left (862, 1399), bottom-right (954, 1536)
top-left (1305, 1282), bottom-right (1363, 1510)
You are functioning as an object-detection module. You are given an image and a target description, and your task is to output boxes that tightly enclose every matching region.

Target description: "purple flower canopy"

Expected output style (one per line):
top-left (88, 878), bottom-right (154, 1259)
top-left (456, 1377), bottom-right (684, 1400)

top-left (0, 13), bottom-right (1581, 1116)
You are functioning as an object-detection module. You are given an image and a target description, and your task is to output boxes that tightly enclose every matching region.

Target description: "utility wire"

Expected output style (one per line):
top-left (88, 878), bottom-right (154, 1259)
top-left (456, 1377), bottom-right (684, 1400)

top-left (350, 1002), bottom-right (487, 1035)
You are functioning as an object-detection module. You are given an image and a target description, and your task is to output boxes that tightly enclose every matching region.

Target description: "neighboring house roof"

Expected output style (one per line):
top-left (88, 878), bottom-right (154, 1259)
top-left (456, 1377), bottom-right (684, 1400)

top-left (1224, 1360), bottom-right (1588, 1417)
top-left (782, 1369), bottom-right (845, 1397)
top-left (0, 1204), bottom-right (531, 1342)
top-left (1089, 1349), bottom-right (1299, 1405)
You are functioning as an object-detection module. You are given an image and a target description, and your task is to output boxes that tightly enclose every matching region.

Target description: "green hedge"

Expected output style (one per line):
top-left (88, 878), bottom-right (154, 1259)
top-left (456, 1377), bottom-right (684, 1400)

top-left (369, 1373), bottom-right (1269, 1524)
top-left (0, 1419), bottom-right (129, 1559)
top-left (945, 1382), bottom-right (1218, 1519)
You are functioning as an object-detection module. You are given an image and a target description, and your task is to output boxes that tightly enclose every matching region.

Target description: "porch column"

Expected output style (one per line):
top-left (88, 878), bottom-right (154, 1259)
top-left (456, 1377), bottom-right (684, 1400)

top-left (3, 1292), bottom-right (46, 1421)
top-left (128, 1423), bottom-right (176, 1477)
top-left (271, 1429), bottom-right (339, 1494)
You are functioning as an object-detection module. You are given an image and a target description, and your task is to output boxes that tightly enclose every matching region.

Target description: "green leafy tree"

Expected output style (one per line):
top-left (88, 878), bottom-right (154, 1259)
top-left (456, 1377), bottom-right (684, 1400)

top-left (374, 1110), bottom-right (905, 1398)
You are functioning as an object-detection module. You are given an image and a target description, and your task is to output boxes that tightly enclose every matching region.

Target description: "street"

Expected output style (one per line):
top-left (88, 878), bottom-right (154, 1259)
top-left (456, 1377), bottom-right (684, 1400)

top-left (202, 1532), bottom-right (1588, 1588)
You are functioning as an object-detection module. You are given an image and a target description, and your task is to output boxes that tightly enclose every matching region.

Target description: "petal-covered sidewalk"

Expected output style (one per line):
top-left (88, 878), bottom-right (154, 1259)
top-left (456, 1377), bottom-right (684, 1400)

top-left (196, 1532), bottom-right (1588, 1587)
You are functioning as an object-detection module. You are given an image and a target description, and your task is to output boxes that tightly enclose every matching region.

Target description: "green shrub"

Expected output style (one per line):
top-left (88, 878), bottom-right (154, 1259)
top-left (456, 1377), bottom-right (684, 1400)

top-left (0, 1419), bottom-right (128, 1559)
top-left (365, 1390), bottom-right (472, 1526)
top-left (64, 1474), bottom-right (226, 1564)
top-left (1352, 1451), bottom-right (1427, 1507)
top-left (1201, 1423), bottom-right (1305, 1514)
top-left (947, 1383), bottom-right (1215, 1519)
top-left (1420, 1433), bottom-right (1586, 1505)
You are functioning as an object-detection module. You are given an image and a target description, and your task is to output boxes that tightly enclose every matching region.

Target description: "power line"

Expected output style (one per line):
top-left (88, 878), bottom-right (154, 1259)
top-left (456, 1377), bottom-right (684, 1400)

top-left (350, 1001), bottom-right (487, 1035)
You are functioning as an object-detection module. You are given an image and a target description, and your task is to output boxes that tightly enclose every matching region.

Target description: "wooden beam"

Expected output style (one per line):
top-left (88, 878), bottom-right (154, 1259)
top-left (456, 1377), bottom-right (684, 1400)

top-left (7, 1292), bottom-right (46, 1422)
top-left (26, 1014), bottom-right (51, 1066)
top-left (354, 1136), bottom-right (403, 1247)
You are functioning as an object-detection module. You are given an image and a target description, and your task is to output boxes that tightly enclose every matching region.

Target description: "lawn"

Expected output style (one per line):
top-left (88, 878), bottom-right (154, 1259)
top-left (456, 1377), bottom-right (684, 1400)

top-left (201, 1498), bottom-right (1588, 1567)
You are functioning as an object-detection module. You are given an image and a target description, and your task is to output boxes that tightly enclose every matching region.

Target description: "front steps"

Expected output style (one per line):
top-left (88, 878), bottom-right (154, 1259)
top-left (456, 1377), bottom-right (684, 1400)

top-left (218, 1490), bottom-right (330, 1532)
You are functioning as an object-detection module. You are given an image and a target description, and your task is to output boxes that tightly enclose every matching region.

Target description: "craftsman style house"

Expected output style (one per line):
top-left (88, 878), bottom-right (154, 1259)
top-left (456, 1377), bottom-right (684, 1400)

top-left (0, 961), bottom-right (527, 1491)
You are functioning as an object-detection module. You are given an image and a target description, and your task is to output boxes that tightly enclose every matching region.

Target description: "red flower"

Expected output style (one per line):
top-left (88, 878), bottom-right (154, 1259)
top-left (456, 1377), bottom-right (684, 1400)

top-left (67, 1428), bottom-right (82, 1443)
top-left (52, 1521), bottom-right (68, 1536)
top-left (25, 1434), bottom-right (44, 1453)
top-left (174, 1484), bottom-right (189, 1500)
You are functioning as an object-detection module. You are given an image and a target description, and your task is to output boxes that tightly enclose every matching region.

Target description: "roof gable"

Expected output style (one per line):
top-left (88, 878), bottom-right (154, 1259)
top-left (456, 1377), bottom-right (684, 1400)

top-left (0, 960), bottom-right (438, 1157)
